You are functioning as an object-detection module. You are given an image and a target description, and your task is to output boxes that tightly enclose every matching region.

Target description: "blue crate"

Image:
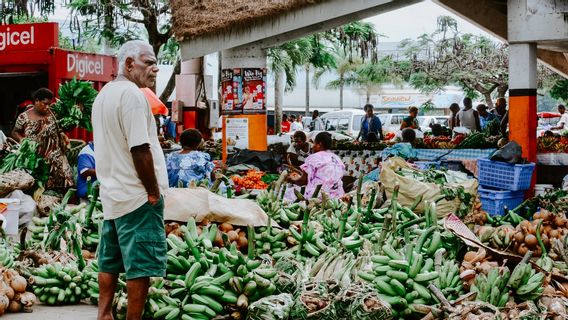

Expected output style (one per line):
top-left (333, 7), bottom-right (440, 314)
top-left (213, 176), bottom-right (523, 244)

top-left (414, 161), bottom-right (441, 170)
top-left (477, 159), bottom-right (535, 191)
top-left (478, 186), bottom-right (525, 216)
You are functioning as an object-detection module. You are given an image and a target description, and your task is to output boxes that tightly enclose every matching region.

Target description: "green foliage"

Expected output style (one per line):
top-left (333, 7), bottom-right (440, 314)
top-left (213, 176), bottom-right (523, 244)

top-left (268, 38), bottom-right (313, 91)
top-left (0, 139), bottom-right (49, 186)
top-left (51, 78), bottom-right (98, 132)
top-left (550, 79), bottom-right (568, 102)
top-left (0, 2), bottom-right (54, 23)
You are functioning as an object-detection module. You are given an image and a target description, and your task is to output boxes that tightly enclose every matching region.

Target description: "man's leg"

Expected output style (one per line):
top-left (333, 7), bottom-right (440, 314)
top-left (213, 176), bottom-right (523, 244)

top-left (98, 272), bottom-right (119, 320)
top-left (126, 277), bottom-right (149, 320)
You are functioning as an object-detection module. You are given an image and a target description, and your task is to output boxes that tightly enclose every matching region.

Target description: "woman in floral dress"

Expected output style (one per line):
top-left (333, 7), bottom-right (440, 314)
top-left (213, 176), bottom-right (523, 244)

top-left (166, 129), bottom-right (215, 187)
top-left (287, 132), bottom-right (345, 200)
top-left (12, 88), bottom-right (74, 190)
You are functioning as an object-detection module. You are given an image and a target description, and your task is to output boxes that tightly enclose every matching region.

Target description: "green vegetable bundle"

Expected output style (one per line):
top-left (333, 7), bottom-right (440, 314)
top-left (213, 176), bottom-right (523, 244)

top-left (51, 78), bottom-right (98, 132)
top-left (31, 261), bottom-right (88, 305)
top-left (0, 139), bottom-right (49, 185)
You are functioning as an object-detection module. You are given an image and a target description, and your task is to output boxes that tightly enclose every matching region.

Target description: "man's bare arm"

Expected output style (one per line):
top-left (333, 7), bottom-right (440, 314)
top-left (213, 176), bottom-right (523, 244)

top-left (131, 144), bottom-right (160, 204)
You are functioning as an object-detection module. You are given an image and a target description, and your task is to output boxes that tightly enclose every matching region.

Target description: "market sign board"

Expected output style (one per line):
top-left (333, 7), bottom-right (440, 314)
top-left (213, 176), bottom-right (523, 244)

top-left (54, 49), bottom-right (117, 82)
top-left (0, 23), bottom-right (58, 53)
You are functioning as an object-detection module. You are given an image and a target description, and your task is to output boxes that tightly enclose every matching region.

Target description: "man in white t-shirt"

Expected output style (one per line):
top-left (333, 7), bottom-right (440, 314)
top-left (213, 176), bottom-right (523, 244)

top-left (290, 115), bottom-right (304, 131)
top-left (552, 104), bottom-right (568, 131)
top-left (92, 40), bottom-right (168, 320)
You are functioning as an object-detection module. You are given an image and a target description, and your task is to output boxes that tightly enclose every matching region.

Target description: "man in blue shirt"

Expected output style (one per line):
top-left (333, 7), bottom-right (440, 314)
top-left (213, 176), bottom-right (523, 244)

top-left (76, 142), bottom-right (96, 198)
top-left (357, 104), bottom-right (383, 142)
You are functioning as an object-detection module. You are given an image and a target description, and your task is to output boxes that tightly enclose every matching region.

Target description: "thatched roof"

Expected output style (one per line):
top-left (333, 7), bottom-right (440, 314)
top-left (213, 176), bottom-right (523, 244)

top-left (172, 0), bottom-right (325, 41)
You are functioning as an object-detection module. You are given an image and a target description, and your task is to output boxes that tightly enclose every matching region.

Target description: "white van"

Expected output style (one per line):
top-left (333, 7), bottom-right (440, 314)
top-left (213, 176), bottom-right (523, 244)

top-left (377, 114), bottom-right (408, 134)
top-left (319, 109), bottom-right (366, 137)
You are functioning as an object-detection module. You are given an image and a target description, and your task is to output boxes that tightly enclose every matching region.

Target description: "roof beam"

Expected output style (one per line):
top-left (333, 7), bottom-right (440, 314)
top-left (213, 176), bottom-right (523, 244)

top-left (537, 48), bottom-right (568, 78)
top-left (180, 0), bottom-right (421, 60)
top-left (432, 0), bottom-right (507, 41)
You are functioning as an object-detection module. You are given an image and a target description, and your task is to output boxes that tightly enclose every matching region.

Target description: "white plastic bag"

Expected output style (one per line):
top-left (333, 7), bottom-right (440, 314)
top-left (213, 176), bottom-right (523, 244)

top-left (7, 190), bottom-right (37, 227)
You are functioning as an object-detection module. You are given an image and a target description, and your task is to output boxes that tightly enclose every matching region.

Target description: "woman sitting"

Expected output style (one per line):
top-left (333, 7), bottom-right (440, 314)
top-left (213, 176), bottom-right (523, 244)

top-left (166, 129), bottom-right (214, 187)
top-left (384, 128), bottom-right (418, 160)
top-left (12, 88), bottom-right (73, 190)
top-left (287, 132), bottom-right (344, 200)
top-left (286, 131), bottom-right (311, 168)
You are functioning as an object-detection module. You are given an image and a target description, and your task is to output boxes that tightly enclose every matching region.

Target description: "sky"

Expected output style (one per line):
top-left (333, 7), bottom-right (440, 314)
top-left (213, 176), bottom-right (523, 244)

top-left (50, 0), bottom-right (493, 45)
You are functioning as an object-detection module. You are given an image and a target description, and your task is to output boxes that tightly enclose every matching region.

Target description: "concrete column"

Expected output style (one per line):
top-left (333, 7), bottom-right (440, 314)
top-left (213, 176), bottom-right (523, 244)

top-left (176, 58), bottom-right (202, 131)
top-left (508, 42), bottom-right (537, 163)
top-left (220, 45), bottom-right (267, 159)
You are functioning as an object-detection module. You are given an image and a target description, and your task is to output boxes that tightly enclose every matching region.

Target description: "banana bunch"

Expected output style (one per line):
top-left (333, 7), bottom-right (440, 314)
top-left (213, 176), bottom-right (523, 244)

top-left (28, 216), bottom-right (48, 245)
top-left (433, 259), bottom-right (464, 301)
top-left (470, 267), bottom-right (511, 307)
top-left (0, 242), bottom-right (18, 268)
top-left (256, 190), bottom-right (300, 226)
top-left (31, 262), bottom-right (88, 305)
top-left (83, 260), bottom-right (100, 304)
top-left (81, 184), bottom-right (103, 252)
top-left (309, 249), bottom-right (359, 287)
top-left (477, 225), bottom-right (513, 250)
top-left (149, 261), bottom-right (235, 320)
top-left (508, 261), bottom-right (546, 301)
top-left (286, 222), bottom-right (328, 260)
top-left (357, 244), bottom-right (443, 318)
top-left (254, 217), bottom-right (287, 256)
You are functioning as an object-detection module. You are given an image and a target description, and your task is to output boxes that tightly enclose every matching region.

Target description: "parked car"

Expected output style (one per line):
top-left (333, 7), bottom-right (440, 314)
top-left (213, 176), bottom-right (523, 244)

top-left (377, 113), bottom-right (408, 134)
top-left (319, 109), bottom-right (366, 137)
top-left (418, 116), bottom-right (450, 131)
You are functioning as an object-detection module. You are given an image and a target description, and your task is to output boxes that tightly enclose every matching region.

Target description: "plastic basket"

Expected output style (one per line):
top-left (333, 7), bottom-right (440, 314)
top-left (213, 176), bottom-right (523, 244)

top-left (477, 159), bottom-right (535, 191)
top-left (478, 186), bottom-right (524, 216)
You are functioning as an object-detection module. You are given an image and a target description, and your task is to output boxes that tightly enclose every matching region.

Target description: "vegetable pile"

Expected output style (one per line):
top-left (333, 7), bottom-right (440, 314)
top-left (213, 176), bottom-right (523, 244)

top-left (51, 78), bottom-right (98, 132)
top-left (232, 170), bottom-right (269, 190)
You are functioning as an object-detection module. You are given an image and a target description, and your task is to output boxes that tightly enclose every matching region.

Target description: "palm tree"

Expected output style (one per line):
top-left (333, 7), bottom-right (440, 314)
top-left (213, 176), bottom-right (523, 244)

top-left (351, 56), bottom-right (407, 104)
top-left (314, 48), bottom-right (359, 109)
top-left (304, 35), bottom-right (336, 115)
top-left (267, 38), bottom-right (312, 133)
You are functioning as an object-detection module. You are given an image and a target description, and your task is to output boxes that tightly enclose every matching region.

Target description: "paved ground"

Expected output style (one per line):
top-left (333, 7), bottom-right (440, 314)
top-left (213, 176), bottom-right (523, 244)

top-left (4, 303), bottom-right (97, 320)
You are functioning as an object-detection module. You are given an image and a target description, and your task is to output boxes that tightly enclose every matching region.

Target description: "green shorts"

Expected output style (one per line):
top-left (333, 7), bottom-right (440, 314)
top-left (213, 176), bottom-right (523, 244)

top-left (98, 198), bottom-right (167, 280)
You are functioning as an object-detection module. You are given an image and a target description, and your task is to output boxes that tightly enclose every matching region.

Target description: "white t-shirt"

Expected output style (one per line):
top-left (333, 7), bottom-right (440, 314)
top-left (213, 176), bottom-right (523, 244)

top-left (557, 113), bottom-right (568, 130)
top-left (92, 81), bottom-right (168, 220)
top-left (287, 143), bottom-right (311, 162)
top-left (291, 121), bottom-right (304, 131)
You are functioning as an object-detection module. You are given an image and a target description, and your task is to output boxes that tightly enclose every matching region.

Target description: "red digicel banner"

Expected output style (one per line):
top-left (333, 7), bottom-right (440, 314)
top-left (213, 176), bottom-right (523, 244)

top-left (0, 22), bottom-right (58, 53)
top-left (54, 49), bottom-right (117, 82)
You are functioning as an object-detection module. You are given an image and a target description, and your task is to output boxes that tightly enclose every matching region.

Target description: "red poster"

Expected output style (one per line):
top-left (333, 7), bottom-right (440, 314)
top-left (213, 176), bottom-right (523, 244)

top-left (221, 68), bottom-right (243, 115)
top-left (242, 68), bottom-right (266, 114)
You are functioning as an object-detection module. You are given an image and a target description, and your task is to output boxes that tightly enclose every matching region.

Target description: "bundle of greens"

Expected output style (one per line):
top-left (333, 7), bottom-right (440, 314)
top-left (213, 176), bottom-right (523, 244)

top-left (51, 78), bottom-right (98, 132)
top-left (0, 139), bottom-right (49, 186)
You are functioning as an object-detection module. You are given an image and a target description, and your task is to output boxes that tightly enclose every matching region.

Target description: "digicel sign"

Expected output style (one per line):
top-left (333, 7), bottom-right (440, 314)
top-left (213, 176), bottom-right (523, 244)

top-left (0, 23), bottom-right (58, 52)
top-left (55, 49), bottom-right (116, 82)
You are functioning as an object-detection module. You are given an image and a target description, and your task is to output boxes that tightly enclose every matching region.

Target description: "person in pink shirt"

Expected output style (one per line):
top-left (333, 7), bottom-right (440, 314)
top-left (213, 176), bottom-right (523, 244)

top-left (287, 132), bottom-right (344, 200)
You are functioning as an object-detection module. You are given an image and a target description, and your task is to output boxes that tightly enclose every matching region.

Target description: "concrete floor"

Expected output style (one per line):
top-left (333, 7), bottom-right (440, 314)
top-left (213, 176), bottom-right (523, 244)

top-left (4, 303), bottom-right (97, 320)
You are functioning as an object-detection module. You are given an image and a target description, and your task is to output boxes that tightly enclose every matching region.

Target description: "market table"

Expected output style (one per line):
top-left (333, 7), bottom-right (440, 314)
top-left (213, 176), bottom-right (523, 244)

top-left (333, 148), bottom-right (497, 176)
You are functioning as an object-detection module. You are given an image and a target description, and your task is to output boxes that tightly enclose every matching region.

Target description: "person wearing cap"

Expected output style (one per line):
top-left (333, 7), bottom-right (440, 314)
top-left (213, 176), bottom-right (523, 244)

top-left (476, 104), bottom-right (499, 130)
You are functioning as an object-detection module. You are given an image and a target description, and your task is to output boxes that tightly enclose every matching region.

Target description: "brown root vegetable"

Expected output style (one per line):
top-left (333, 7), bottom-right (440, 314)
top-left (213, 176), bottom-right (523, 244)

top-left (554, 216), bottom-right (565, 228)
top-left (464, 251), bottom-right (477, 262)
top-left (525, 234), bottom-right (538, 249)
top-left (9, 276), bottom-right (27, 293)
top-left (227, 230), bottom-right (239, 243)
top-left (542, 234), bottom-right (550, 247)
top-left (18, 292), bottom-right (35, 307)
top-left (4, 286), bottom-right (13, 301)
top-left (237, 236), bottom-right (248, 251)
top-left (549, 229), bottom-right (560, 239)
top-left (214, 231), bottom-right (224, 247)
top-left (514, 231), bottom-right (525, 243)
top-left (219, 223), bottom-right (233, 233)
top-left (7, 300), bottom-right (20, 313)
top-left (0, 294), bottom-right (7, 315)
top-left (517, 244), bottom-right (529, 256)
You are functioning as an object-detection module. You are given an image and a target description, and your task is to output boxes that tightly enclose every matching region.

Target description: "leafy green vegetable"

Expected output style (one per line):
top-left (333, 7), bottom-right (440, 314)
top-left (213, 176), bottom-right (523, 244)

top-left (0, 139), bottom-right (49, 186)
top-left (51, 78), bottom-right (98, 132)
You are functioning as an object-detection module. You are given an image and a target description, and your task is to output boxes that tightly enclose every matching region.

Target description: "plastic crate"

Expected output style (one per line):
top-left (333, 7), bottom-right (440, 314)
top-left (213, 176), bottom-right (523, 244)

top-left (414, 161), bottom-right (440, 170)
top-left (477, 159), bottom-right (535, 191)
top-left (478, 186), bottom-right (524, 216)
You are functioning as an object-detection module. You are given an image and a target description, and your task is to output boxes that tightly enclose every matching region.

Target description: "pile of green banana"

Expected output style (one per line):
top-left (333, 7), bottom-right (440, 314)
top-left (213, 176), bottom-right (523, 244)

top-left (477, 225), bottom-right (513, 250)
top-left (509, 259), bottom-right (547, 301)
top-left (80, 185), bottom-right (103, 252)
top-left (28, 216), bottom-right (48, 245)
top-left (0, 241), bottom-right (18, 268)
top-left (432, 259), bottom-right (464, 301)
top-left (31, 262), bottom-right (88, 305)
top-left (256, 189), bottom-right (299, 227)
top-left (309, 248), bottom-right (363, 287)
top-left (82, 260), bottom-right (127, 305)
top-left (357, 243), bottom-right (447, 318)
top-left (254, 217), bottom-right (287, 256)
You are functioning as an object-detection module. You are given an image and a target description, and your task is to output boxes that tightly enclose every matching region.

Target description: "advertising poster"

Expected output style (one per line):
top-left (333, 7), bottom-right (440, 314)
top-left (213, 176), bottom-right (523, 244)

top-left (225, 118), bottom-right (249, 151)
top-left (221, 69), bottom-right (243, 115)
top-left (242, 68), bottom-right (267, 114)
